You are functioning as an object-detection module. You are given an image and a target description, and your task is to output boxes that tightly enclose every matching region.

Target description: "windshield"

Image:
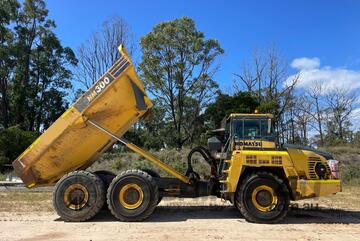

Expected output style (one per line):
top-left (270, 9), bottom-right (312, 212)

top-left (231, 118), bottom-right (274, 141)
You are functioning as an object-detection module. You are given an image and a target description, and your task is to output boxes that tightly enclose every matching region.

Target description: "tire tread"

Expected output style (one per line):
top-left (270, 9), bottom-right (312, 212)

top-left (235, 171), bottom-right (289, 224)
top-left (107, 169), bottom-right (159, 221)
top-left (53, 170), bottom-right (105, 222)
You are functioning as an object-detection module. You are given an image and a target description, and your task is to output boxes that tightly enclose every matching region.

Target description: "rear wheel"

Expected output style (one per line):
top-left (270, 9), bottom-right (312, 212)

top-left (53, 171), bottom-right (105, 222)
top-left (141, 169), bottom-right (162, 204)
top-left (93, 170), bottom-right (116, 209)
top-left (107, 169), bottom-right (159, 221)
top-left (235, 172), bottom-right (289, 223)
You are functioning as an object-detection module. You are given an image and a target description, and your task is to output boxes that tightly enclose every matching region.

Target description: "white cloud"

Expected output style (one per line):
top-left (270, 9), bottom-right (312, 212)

top-left (291, 57), bottom-right (320, 70)
top-left (287, 57), bottom-right (360, 93)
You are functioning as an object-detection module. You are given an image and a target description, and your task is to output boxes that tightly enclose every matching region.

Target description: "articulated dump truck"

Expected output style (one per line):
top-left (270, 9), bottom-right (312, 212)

top-left (13, 45), bottom-right (341, 223)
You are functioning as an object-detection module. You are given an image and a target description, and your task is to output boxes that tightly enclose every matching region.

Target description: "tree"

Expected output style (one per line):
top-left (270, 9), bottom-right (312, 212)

top-left (0, 0), bottom-right (76, 168)
top-left (234, 49), bottom-right (266, 101)
top-left (293, 96), bottom-right (313, 145)
top-left (124, 103), bottom-right (168, 149)
top-left (29, 31), bottom-right (76, 131)
top-left (204, 92), bottom-right (259, 128)
top-left (324, 88), bottom-right (356, 143)
top-left (8, 0), bottom-right (76, 131)
top-left (234, 46), bottom-right (299, 143)
top-left (0, 0), bottom-right (19, 128)
top-left (76, 16), bottom-right (135, 89)
top-left (306, 80), bottom-right (325, 146)
top-left (12, 0), bottom-right (48, 127)
top-left (139, 17), bottom-right (224, 148)
top-left (0, 126), bottom-right (38, 170)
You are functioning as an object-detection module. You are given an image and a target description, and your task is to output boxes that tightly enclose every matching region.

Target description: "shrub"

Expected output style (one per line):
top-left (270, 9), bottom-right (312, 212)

top-left (0, 126), bottom-right (38, 172)
top-left (322, 145), bottom-right (360, 185)
top-left (88, 148), bottom-right (212, 178)
top-left (340, 164), bottom-right (360, 185)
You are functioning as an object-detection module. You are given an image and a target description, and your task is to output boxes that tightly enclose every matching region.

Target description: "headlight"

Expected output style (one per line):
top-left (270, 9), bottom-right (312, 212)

top-left (327, 159), bottom-right (340, 178)
top-left (315, 162), bottom-right (327, 179)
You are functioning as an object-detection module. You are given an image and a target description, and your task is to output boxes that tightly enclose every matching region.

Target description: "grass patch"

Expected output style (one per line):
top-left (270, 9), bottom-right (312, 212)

top-left (0, 173), bottom-right (6, 181)
top-left (0, 191), bottom-right (53, 212)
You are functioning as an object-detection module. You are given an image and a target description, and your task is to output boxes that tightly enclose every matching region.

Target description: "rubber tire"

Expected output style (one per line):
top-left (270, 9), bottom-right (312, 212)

top-left (93, 170), bottom-right (116, 190)
top-left (141, 169), bottom-right (162, 204)
top-left (93, 170), bottom-right (116, 210)
top-left (107, 169), bottom-right (159, 222)
top-left (53, 171), bottom-right (105, 222)
top-left (235, 171), bottom-right (289, 224)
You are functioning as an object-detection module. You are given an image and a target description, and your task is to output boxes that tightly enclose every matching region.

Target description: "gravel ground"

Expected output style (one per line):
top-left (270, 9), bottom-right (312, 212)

top-left (0, 187), bottom-right (359, 241)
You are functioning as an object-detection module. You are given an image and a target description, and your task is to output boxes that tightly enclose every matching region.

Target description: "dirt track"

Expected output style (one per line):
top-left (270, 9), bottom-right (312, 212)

top-left (1, 196), bottom-right (360, 241)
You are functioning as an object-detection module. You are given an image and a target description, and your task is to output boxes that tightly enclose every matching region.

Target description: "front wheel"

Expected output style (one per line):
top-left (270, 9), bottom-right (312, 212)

top-left (235, 171), bottom-right (289, 223)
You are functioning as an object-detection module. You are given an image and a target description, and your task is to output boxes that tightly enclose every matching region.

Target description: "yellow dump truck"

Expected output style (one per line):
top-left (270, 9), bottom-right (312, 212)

top-left (13, 45), bottom-right (341, 223)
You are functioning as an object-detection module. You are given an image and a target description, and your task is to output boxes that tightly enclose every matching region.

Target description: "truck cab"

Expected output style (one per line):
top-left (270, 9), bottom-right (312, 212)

top-left (207, 113), bottom-right (341, 223)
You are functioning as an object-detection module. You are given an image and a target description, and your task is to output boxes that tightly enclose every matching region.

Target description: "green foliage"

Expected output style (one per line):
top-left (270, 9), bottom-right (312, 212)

top-left (204, 92), bottom-right (259, 127)
top-left (0, 0), bottom-right (19, 129)
top-left (124, 105), bottom-right (169, 149)
top-left (0, 126), bottom-right (38, 168)
top-left (353, 131), bottom-right (360, 147)
top-left (0, 0), bottom-right (76, 131)
top-left (321, 145), bottom-right (360, 185)
top-left (341, 164), bottom-right (360, 185)
top-left (139, 17), bottom-right (224, 148)
top-left (0, 0), bottom-right (76, 172)
top-left (257, 100), bottom-right (278, 115)
top-left (89, 148), bottom-right (211, 179)
top-left (0, 172), bottom-right (6, 181)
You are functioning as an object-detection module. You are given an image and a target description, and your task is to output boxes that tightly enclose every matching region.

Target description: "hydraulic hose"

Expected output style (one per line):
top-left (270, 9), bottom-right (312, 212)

top-left (185, 146), bottom-right (217, 180)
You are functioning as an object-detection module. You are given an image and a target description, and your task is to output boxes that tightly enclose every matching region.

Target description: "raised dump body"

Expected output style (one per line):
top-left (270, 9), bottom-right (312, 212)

top-left (12, 45), bottom-right (153, 188)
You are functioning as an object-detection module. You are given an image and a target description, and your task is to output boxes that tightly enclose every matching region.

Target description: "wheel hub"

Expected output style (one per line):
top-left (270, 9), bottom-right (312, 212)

top-left (119, 183), bottom-right (144, 209)
top-left (256, 190), bottom-right (272, 207)
top-left (64, 184), bottom-right (89, 210)
top-left (251, 185), bottom-right (278, 212)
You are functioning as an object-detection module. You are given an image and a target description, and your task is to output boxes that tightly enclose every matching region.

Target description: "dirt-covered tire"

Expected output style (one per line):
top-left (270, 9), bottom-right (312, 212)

top-left (93, 170), bottom-right (116, 209)
top-left (235, 171), bottom-right (289, 224)
top-left (93, 170), bottom-right (116, 190)
top-left (53, 171), bottom-right (105, 222)
top-left (107, 169), bottom-right (159, 222)
top-left (141, 169), bottom-right (162, 204)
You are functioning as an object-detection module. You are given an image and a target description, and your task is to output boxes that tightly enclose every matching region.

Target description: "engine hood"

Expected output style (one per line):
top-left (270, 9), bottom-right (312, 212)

top-left (283, 144), bottom-right (334, 160)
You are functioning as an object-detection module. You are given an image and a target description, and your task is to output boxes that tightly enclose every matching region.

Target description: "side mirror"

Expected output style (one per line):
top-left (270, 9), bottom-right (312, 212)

top-left (268, 118), bottom-right (271, 134)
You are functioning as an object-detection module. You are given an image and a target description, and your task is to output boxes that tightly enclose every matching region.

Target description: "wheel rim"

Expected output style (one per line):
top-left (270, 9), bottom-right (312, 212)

top-left (119, 183), bottom-right (144, 209)
top-left (63, 184), bottom-right (89, 210)
top-left (251, 185), bottom-right (278, 212)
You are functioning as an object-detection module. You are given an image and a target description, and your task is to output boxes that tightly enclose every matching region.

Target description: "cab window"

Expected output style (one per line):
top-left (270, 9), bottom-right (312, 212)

top-left (261, 118), bottom-right (274, 141)
top-left (232, 119), bottom-right (243, 139)
top-left (231, 117), bottom-right (274, 141)
top-left (244, 119), bottom-right (261, 139)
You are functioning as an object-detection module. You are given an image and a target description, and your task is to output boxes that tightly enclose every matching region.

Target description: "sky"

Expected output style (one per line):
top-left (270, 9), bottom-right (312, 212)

top-left (46, 0), bottom-right (360, 128)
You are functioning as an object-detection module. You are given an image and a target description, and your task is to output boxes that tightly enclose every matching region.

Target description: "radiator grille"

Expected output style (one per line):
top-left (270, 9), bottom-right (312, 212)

top-left (259, 159), bottom-right (270, 164)
top-left (307, 157), bottom-right (319, 179)
top-left (246, 155), bottom-right (257, 164)
top-left (271, 155), bottom-right (282, 165)
top-left (307, 156), bottom-right (330, 179)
